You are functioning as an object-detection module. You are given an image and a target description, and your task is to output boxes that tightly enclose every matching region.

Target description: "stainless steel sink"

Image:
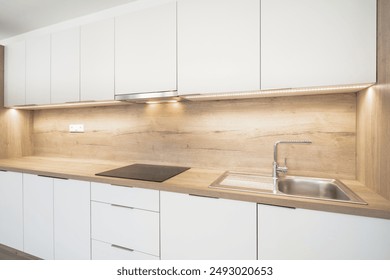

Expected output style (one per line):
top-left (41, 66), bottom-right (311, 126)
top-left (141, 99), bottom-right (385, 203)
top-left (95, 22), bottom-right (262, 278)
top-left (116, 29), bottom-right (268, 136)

top-left (209, 172), bottom-right (275, 194)
top-left (277, 176), bottom-right (366, 204)
top-left (209, 172), bottom-right (367, 205)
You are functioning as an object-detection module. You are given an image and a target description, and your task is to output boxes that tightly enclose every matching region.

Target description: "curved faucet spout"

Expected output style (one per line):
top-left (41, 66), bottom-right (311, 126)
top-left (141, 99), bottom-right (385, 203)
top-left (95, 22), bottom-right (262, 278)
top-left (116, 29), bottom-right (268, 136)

top-left (273, 140), bottom-right (312, 163)
top-left (272, 140), bottom-right (312, 193)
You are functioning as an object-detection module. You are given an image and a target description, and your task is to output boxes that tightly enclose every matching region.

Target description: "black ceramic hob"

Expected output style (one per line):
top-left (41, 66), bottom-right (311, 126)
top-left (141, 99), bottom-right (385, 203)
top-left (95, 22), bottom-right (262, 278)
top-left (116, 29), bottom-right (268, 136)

top-left (95, 163), bottom-right (190, 183)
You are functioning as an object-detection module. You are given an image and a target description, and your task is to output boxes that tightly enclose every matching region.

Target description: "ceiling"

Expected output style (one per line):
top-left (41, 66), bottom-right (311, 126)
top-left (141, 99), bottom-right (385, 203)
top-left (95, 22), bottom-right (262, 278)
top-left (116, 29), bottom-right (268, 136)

top-left (0, 0), bottom-right (137, 40)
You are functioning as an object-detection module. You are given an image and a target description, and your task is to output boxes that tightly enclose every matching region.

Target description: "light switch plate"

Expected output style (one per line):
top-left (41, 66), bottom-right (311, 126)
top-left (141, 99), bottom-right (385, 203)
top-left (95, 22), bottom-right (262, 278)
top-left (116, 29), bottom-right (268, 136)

top-left (69, 124), bottom-right (84, 133)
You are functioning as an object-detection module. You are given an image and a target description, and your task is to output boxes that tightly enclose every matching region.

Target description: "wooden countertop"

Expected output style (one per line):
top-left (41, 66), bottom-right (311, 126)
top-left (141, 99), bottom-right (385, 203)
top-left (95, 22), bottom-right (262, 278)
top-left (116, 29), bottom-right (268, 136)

top-left (1, 156), bottom-right (390, 220)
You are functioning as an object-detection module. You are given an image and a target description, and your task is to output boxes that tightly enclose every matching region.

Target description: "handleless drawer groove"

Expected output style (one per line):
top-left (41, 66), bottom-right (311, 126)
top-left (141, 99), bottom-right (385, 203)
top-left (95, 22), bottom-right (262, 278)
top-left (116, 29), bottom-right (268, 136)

top-left (91, 182), bottom-right (159, 212)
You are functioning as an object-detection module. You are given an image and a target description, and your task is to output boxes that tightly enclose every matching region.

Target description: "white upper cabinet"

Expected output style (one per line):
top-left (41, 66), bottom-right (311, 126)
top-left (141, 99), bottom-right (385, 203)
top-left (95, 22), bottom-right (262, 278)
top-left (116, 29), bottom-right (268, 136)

top-left (51, 27), bottom-right (80, 103)
top-left (4, 40), bottom-right (25, 107)
top-left (26, 34), bottom-right (51, 105)
top-left (178, 0), bottom-right (260, 95)
top-left (261, 0), bottom-right (377, 90)
top-left (115, 1), bottom-right (177, 94)
top-left (81, 18), bottom-right (114, 101)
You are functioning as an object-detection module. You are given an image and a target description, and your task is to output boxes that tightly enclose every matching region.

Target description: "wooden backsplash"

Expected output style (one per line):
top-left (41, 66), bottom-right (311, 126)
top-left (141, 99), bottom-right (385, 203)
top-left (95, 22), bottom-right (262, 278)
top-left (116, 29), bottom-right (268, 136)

top-left (357, 0), bottom-right (390, 200)
top-left (33, 93), bottom-right (356, 179)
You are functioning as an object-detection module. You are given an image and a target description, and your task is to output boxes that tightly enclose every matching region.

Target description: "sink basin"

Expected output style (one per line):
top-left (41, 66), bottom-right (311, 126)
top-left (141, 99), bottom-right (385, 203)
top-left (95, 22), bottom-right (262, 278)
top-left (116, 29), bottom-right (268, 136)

top-left (277, 176), bottom-right (366, 204)
top-left (209, 172), bottom-right (366, 205)
top-left (209, 172), bottom-right (274, 194)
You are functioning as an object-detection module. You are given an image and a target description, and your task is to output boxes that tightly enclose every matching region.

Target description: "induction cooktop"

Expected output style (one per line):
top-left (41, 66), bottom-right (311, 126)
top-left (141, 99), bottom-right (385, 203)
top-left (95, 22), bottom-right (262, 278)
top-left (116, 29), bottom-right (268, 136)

top-left (95, 163), bottom-right (190, 183)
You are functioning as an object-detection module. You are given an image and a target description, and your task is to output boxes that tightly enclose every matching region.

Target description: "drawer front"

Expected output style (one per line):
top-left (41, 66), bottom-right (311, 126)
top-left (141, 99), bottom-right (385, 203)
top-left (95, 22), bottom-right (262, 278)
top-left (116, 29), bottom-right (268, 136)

top-left (91, 201), bottom-right (159, 256)
top-left (92, 239), bottom-right (159, 260)
top-left (91, 182), bottom-right (159, 212)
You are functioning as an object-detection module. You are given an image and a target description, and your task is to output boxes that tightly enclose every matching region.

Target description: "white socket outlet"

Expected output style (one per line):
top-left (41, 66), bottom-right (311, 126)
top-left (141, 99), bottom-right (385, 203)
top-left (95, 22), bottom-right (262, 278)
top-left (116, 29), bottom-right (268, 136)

top-left (69, 124), bottom-right (84, 133)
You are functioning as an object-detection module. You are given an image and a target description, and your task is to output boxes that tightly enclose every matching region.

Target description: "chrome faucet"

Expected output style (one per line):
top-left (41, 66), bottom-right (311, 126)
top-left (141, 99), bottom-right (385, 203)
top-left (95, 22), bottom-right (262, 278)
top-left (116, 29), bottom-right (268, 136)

top-left (272, 140), bottom-right (312, 193)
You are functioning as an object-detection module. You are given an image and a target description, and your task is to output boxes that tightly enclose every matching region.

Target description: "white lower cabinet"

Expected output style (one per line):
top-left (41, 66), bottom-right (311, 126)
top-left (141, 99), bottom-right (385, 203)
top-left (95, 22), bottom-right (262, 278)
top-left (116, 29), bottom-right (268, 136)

top-left (54, 179), bottom-right (91, 260)
top-left (92, 239), bottom-right (159, 260)
top-left (23, 174), bottom-right (54, 259)
top-left (91, 183), bottom-right (160, 259)
top-left (160, 191), bottom-right (257, 260)
top-left (0, 171), bottom-right (23, 251)
top-left (258, 204), bottom-right (390, 260)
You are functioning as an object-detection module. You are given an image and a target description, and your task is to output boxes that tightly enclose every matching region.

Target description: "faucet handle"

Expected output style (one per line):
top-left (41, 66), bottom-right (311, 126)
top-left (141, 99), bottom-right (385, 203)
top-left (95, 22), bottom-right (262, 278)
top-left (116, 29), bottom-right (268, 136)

top-left (278, 158), bottom-right (288, 174)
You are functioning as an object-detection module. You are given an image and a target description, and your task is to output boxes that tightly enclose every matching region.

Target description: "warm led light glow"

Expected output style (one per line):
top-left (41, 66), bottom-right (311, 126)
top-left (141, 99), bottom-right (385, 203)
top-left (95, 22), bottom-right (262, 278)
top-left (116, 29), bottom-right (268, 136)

top-left (10, 100), bottom-right (123, 110)
top-left (182, 83), bottom-right (374, 101)
top-left (146, 100), bottom-right (178, 104)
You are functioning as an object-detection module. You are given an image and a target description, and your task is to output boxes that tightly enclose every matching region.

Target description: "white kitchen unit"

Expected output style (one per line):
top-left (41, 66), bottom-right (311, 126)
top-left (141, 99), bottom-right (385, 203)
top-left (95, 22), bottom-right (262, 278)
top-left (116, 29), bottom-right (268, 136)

top-left (160, 191), bottom-right (257, 260)
top-left (178, 0), bottom-right (260, 94)
top-left (261, 0), bottom-right (377, 90)
top-left (4, 40), bottom-right (25, 107)
top-left (23, 174), bottom-right (54, 260)
top-left (53, 179), bottom-right (91, 260)
top-left (26, 34), bottom-right (51, 105)
top-left (115, 1), bottom-right (176, 95)
top-left (91, 183), bottom-right (160, 259)
top-left (80, 18), bottom-right (114, 101)
top-left (258, 204), bottom-right (390, 259)
top-left (0, 171), bottom-right (23, 251)
top-left (51, 27), bottom-right (80, 103)
top-left (91, 239), bottom-right (158, 260)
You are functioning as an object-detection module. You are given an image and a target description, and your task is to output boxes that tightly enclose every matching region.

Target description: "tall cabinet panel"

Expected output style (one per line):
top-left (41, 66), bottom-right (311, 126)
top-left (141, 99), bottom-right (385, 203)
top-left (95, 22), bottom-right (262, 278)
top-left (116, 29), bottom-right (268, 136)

top-left (261, 0), bottom-right (377, 90)
top-left (81, 18), bottom-right (114, 101)
top-left (23, 174), bottom-right (54, 260)
top-left (26, 34), bottom-right (51, 105)
top-left (0, 171), bottom-right (23, 251)
top-left (115, 2), bottom-right (177, 94)
top-left (4, 40), bottom-right (25, 106)
top-left (51, 27), bottom-right (80, 103)
top-left (54, 179), bottom-right (91, 260)
top-left (178, 0), bottom-right (260, 94)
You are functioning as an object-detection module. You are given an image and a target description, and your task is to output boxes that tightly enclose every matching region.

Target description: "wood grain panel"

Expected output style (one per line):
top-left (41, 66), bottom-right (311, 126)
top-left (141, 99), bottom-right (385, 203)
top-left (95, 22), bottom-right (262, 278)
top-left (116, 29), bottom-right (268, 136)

top-left (33, 93), bottom-right (356, 179)
top-left (0, 46), bottom-right (3, 108)
top-left (357, 0), bottom-right (390, 200)
top-left (0, 156), bottom-right (389, 219)
top-left (0, 45), bottom-right (33, 159)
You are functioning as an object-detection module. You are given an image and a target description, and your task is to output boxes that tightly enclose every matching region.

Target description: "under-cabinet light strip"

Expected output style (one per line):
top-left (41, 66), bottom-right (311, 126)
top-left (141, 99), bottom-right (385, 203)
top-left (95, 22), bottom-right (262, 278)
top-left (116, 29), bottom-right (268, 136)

top-left (181, 83), bottom-right (374, 101)
top-left (10, 100), bottom-right (123, 110)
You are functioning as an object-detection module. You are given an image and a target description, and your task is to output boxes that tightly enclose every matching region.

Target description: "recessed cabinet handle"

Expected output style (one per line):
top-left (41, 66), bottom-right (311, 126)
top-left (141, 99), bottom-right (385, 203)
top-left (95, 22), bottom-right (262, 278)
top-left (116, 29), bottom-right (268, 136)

top-left (110, 204), bottom-right (134, 210)
top-left (111, 244), bottom-right (134, 252)
top-left (38, 174), bottom-right (69, 180)
top-left (189, 193), bottom-right (219, 199)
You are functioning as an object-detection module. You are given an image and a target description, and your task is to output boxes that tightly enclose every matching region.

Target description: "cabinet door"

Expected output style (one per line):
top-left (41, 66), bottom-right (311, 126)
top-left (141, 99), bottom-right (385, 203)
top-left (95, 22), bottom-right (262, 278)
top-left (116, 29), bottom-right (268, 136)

top-left (91, 182), bottom-right (159, 212)
top-left (54, 179), bottom-right (90, 260)
top-left (115, 2), bottom-right (176, 94)
top-left (4, 40), bottom-right (25, 106)
top-left (81, 18), bottom-right (114, 101)
top-left (51, 27), bottom-right (80, 103)
top-left (161, 191), bottom-right (257, 260)
top-left (91, 201), bottom-right (159, 257)
top-left (0, 171), bottom-right (23, 251)
top-left (261, 0), bottom-right (376, 90)
top-left (23, 174), bottom-right (54, 259)
top-left (26, 34), bottom-right (51, 105)
top-left (92, 239), bottom-right (159, 260)
top-left (178, 0), bottom-right (260, 94)
top-left (258, 204), bottom-right (390, 259)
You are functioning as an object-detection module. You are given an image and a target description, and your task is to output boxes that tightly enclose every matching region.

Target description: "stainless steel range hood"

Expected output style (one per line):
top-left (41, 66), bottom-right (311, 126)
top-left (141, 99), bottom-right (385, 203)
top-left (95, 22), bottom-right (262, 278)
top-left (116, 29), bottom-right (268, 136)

top-left (115, 90), bottom-right (180, 103)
